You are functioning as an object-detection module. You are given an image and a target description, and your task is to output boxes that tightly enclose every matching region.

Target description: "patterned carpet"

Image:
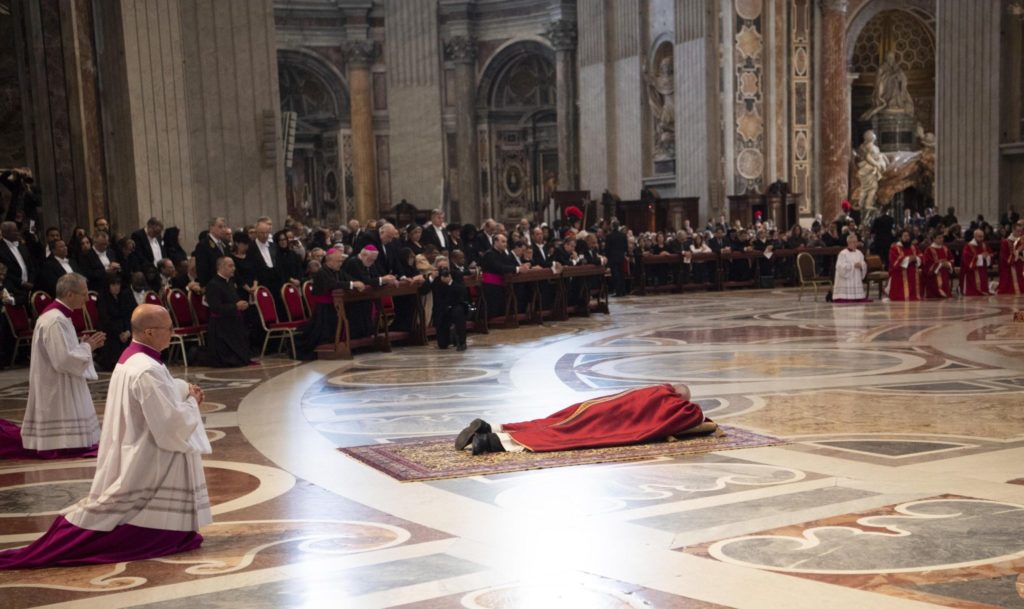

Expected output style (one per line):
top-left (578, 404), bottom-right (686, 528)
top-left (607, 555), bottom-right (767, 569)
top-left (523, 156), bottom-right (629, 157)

top-left (339, 426), bottom-right (785, 481)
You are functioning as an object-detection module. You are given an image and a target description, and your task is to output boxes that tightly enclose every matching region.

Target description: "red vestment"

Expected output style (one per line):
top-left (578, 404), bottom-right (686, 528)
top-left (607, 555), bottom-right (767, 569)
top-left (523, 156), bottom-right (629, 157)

top-left (996, 238), bottom-right (1024, 295)
top-left (502, 384), bottom-right (705, 452)
top-left (887, 243), bottom-right (922, 301)
top-left (921, 244), bottom-right (953, 299)
top-left (960, 242), bottom-right (993, 296)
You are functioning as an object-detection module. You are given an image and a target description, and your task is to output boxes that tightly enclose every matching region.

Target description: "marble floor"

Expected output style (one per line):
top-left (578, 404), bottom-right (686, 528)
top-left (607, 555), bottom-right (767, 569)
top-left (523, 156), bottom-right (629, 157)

top-left (2, 288), bottom-right (1024, 609)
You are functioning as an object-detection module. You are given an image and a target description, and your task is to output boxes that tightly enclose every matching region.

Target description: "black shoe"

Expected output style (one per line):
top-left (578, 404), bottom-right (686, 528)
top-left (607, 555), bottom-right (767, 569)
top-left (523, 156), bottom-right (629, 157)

top-left (456, 343), bottom-right (467, 352)
top-left (455, 418), bottom-right (491, 451)
top-left (471, 432), bottom-right (505, 455)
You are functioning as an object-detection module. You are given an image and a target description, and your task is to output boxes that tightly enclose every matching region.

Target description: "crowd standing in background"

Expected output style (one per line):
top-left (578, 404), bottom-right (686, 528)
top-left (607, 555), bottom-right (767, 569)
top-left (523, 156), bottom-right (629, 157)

top-left (0, 200), bottom-right (1021, 367)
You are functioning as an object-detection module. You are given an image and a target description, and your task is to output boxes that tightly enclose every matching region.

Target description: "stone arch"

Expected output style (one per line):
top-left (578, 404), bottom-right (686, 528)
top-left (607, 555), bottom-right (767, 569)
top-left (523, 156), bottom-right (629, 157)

top-left (845, 0), bottom-right (935, 64)
top-left (474, 40), bottom-right (558, 222)
top-left (276, 48), bottom-right (350, 126)
top-left (276, 49), bottom-right (352, 222)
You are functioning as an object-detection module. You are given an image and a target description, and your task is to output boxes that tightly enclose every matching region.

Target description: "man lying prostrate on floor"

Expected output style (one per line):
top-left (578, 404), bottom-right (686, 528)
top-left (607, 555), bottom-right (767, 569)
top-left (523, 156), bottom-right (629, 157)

top-left (454, 383), bottom-right (717, 455)
top-left (0, 304), bottom-right (212, 569)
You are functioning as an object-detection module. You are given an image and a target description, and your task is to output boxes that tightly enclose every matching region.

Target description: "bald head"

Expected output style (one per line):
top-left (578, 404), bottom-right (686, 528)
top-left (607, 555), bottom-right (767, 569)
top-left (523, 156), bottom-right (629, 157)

top-left (131, 304), bottom-right (170, 334)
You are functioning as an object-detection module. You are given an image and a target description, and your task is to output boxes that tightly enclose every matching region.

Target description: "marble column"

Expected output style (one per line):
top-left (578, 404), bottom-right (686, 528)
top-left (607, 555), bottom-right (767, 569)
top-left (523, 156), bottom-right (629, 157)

top-left (343, 40), bottom-right (379, 223)
top-left (818, 0), bottom-right (849, 222)
top-left (545, 19), bottom-right (578, 190)
top-left (445, 35), bottom-right (479, 224)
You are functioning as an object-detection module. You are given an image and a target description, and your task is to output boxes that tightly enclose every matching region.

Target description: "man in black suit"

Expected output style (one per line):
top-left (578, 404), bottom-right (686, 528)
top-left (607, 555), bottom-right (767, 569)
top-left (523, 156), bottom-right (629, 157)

top-left (0, 221), bottom-right (35, 303)
top-left (250, 219), bottom-right (284, 311)
top-left (131, 217), bottom-right (164, 266)
top-left (431, 255), bottom-right (467, 351)
top-left (39, 239), bottom-right (80, 297)
top-left (197, 256), bottom-right (251, 367)
top-left (76, 231), bottom-right (119, 293)
top-left (871, 209), bottom-right (896, 269)
top-left (605, 221), bottom-right (628, 296)
top-left (471, 219), bottom-right (497, 264)
top-left (354, 223), bottom-right (400, 277)
top-left (420, 209), bottom-right (448, 252)
top-left (342, 219), bottom-right (362, 247)
top-left (195, 217), bottom-right (231, 287)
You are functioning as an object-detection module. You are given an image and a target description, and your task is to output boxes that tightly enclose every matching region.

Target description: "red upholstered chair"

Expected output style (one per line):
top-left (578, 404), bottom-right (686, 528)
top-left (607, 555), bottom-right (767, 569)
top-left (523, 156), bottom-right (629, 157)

top-left (30, 291), bottom-right (52, 318)
top-left (164, 288), bottom-right (204, 366)
top-left (301, 280), bottom-right (314, 318)
top-left (70, 306), bottom-right (91, 337)
top-left (85, 292), bottom-right (101, 331)
top-left (143, 291), bottom-right (161, 306)
top-left (281, 283), bottom-right (307, 322)
top-left (254, 286), bottom-right (303, 358)
top-left (189, 291), bottom-right (209, 325)
top-left (2, 303), bottom-right (34, 365)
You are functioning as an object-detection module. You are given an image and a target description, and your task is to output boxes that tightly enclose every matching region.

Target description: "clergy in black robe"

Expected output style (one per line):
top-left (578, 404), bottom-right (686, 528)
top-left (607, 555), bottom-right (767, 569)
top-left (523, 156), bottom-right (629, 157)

top-left (94, 273), bottom-right (137, 371)
top-left (295, 250), bottom-right (364, 360)
top-left (480, 234), bottom-right (524, 317)
top-left (197, 257), bottom-right (251, 367)
top-left (341, 246), bottom-right (397, 340)
top-left (390, 247), bottom-right (428, 333)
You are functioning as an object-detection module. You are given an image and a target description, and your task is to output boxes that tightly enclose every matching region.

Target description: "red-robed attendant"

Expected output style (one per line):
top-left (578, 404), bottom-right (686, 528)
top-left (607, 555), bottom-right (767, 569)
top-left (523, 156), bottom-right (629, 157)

top-left (454, 384), bottom-right (716, 455)
top-left (961, 229), bottom-right (994, 296)
top-left (921, 232), bottom-right (954, 299)
top-left (887, 230), bottom-right (922, 301)
top-left (996, 221), bottom-right (1024, 295)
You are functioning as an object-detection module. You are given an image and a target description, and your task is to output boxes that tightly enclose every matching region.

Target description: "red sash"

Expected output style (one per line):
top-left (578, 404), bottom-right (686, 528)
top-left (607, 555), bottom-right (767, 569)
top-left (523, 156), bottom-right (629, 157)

top-left (482, 272), bottom-right (504, 286)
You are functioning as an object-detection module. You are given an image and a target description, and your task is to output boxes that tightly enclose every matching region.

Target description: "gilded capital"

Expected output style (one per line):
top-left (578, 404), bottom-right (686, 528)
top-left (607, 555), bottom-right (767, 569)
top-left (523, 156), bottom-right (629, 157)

top-left (819, 0), bottom-right (848, 13)
top-left (444, 35), bottom-right (478, 64)
top-left (543, 19), bottom-right (577, 51)
top-left (341, 39), bottom-right (380, 68)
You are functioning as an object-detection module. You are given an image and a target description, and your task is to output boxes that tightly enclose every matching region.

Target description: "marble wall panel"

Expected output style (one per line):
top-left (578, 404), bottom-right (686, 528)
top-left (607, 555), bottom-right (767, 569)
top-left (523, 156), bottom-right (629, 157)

top-left (612, 56), bottom-right (644, 198)
top-left (936, 0), bottom-right (1001, 223)
top-left (384, 0), bottom-right (444, 210)
top-left (579, 63), bottom-right (609, 194)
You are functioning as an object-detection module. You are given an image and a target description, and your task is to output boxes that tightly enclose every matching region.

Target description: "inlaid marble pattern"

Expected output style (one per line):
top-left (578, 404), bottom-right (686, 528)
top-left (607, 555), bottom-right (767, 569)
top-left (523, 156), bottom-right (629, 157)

top-left (1, 289), bottom-right (1023, 608)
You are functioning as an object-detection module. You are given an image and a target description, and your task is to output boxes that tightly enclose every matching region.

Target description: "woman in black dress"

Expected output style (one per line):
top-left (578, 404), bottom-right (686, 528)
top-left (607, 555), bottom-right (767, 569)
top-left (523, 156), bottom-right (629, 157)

top-left (94, 272), bottom-right (136, 371)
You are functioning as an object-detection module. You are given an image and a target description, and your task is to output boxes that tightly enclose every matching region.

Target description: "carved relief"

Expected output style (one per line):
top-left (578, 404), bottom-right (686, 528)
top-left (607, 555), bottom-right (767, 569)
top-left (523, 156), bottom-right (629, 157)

top-left (644, 43), bottom-right (675, 164)
top-left (734, 0), bottom-right (766, 193)
top-left (790, 0), bottom-right (814, 213)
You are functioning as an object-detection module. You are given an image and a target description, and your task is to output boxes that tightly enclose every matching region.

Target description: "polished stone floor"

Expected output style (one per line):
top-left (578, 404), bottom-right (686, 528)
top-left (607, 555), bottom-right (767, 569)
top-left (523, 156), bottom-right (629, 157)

top-left (2, 289), bottom-right (1024, 608)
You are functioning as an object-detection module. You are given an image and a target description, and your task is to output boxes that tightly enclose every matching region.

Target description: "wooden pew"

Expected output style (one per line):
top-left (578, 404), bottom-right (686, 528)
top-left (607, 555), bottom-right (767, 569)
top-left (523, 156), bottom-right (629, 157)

top-left (316, 283), bottom-right (426, 360)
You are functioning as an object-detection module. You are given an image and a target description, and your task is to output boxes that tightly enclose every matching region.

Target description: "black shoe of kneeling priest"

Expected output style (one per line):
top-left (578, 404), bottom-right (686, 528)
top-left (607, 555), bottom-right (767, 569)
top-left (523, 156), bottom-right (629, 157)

top-left (455, 419), bottom-right (492, 451)
top-left (471, 432), bottom-right (505, 456)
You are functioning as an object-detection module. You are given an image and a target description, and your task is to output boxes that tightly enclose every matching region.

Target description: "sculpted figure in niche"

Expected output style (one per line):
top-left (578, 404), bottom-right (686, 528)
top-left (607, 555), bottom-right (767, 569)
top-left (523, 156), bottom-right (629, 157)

top-left (860, 51), bottom-right (915, 121)
top-left (856, 130), bottom-right (888, 210)
top-left (644, 54), bottom-right (675, 160)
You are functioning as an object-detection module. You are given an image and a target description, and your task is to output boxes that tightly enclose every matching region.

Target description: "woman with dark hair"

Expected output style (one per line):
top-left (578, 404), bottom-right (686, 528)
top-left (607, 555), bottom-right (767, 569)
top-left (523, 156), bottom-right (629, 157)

top-left (94, 272), bottom-right (137, 371)
top-left (162, 227), bottom-right (188, 265)
top-left (274, 229), bottom-right (304, 288)
top-left (231, 231), bottom-right (258, 295)
top-left (403, 225), bottom-right (425, 256)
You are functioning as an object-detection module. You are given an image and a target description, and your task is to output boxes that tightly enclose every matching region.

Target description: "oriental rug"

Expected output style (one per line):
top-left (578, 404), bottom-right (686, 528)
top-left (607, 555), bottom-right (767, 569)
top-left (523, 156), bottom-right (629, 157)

top-left (338, 426), bottom-right (785, 482)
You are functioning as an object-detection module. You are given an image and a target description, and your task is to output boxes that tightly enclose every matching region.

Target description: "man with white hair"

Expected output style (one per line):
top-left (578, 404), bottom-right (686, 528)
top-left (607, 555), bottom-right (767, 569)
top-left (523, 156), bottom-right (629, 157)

top-left (0, 273), bottom-right (106, 459)
top-left (832, 234), bottom-right (869, 303)
top-left (0, 304), bottom-right (210, 568)
top-left (421, 209), bottom-right (448, 251)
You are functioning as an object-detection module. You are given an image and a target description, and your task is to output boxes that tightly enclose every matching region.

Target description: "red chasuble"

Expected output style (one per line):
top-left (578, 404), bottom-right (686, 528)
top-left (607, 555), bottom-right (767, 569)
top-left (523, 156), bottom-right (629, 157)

top-left (960, 242), bottom-right (993, 296)
top-left (887, 243), bottom-right (922, 301)
top-left (921, 244), bottom-right (953, 299)
top-left (502, 384), bottom-right (705, 452)
top-left (997, 238), bottom-right (1024, 295)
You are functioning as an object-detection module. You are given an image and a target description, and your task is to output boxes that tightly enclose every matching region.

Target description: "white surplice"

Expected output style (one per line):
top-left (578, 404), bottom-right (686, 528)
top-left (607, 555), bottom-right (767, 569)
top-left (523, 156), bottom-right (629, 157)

top-left (833, 248), bottom-right (867, 300)
top-left (64, 345), bottom-right (211, 532)
top-left (21, 306), bottom-right (99, 450)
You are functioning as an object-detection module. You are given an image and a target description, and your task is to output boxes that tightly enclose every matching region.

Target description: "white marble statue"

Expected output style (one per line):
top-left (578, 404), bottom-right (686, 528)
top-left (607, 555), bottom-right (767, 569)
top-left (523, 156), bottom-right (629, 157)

top-left (644, 55), bottom-right (675, 160)
top-left (860, 51), bottom-right (915, 121)
top-left (856, 130), bottom-right (888, 210)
